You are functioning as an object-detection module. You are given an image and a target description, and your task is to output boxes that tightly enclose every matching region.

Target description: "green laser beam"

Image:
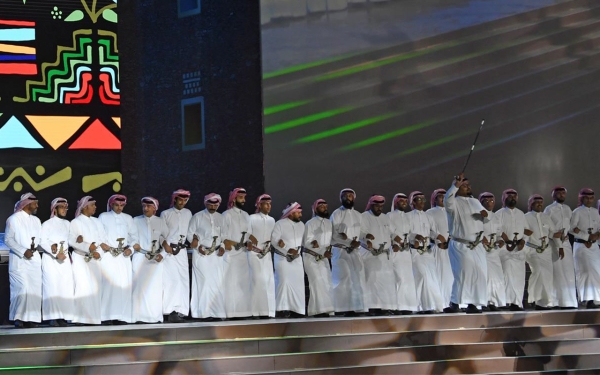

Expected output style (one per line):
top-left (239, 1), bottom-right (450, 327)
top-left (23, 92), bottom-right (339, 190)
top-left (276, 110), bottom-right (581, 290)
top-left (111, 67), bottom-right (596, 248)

top-left (314, 42), bottom-right (459, 82)
top-left (340, 119), bottom-right (437, 151)
top-left (396, 130), bottom-right (475, 156)
top-left (293, 113), bottom-right (399, 144)
top-left (264, 100), bottom-right (311, 116)
top-left (263, 53), bottom-right (357, 80)
top-left (264, 107), bottom-right (353, 134)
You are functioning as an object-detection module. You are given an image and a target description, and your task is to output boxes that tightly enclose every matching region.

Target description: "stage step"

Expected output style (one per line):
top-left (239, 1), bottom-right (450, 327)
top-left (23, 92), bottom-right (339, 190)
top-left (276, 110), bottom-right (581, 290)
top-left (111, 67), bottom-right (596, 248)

top-left (1, 311), bottom-right (600, 374)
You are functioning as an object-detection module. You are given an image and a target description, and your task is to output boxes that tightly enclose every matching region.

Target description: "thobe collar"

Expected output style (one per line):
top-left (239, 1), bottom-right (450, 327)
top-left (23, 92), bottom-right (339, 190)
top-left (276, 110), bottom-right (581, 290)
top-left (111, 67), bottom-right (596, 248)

top-left (231, 207), bottom-right (243, 214)
top-left (257, 212), bottom-right (271, 219)
top-left (339, 206), bottom-right (354, 211)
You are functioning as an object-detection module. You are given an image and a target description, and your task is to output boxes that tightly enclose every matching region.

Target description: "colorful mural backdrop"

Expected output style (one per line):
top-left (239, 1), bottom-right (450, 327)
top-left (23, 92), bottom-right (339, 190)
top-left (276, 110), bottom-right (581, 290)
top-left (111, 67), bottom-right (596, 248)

top-left (0, 0), bottom-right (120, 223)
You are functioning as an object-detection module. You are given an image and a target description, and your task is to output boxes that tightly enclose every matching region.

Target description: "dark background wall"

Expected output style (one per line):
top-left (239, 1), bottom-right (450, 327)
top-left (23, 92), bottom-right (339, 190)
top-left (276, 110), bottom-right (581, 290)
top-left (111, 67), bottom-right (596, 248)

top-left (120, 0), bottom-right (265, 215)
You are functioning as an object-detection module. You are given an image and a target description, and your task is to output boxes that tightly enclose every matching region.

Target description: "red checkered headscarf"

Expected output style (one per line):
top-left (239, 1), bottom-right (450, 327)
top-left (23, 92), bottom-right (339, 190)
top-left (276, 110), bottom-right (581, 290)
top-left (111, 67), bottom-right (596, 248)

top-left (50, 197), bottom-right (68, 218)
top-left (430, 189), bottom-right (446, 207)
top-left (227, 188), bottom-right (246, 209)
top-left (391, 193), bottom-right (407, 211)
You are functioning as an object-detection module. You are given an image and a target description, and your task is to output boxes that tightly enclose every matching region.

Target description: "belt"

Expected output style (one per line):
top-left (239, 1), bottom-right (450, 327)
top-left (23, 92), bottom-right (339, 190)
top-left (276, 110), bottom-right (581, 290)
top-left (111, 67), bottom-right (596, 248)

top-left (302, 247), bottom-right (327, 262)
top-left (452, 236), bottom-right (482, 250)
top-left (272, 247), bottom-right (299, 262)
top-left (526, 242), bottom-right (548, 253)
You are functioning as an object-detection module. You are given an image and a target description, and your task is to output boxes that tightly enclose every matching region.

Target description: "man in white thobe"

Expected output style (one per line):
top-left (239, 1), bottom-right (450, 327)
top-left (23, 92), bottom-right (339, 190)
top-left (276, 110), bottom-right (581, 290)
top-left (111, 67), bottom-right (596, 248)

top-left (249, 194), bottom-right (276, 318)
top-left (303, 199), bottom-right (334, 317)
top-left (132, 197), bottom-right (169, 323)
top-left (271, 202), bottom-right (305, 317)
top-left (426, 188), bottom-right (453, 309)
top-left (40, 198), bottom-right (74, 326)
top-left (330, 188), bottom-right (366, 316)
top-left (160, 189), bottom-right (193, 323)
top-left (525, 194), bottom-right (560, 309)
top-left (387, 193), bottom-right (419, 314)
top-left (479, 192), bottom-right (506, 311)
top-left (222, 188), bottom-right (255, 318)
top-left (443, 174), bottom-right (488, 314)
top-left (570, 188), bottom-right (600, 308)
top-left (496, 188), bottom-right (529, 311)
top-left (187, 193), bottom-right (227, 320)
top-left (99, 194), bottom-right (139, 324)
top-left (544, 186), bottom-right (578, 309)
top-left (408, 191), bottom-right (445, 313)
top-left (360, 195), bottom-right (397, 315)
top-left (69, 196), bottom-right (108, 325)
top-left (5, 193), bottom-right (43, 328)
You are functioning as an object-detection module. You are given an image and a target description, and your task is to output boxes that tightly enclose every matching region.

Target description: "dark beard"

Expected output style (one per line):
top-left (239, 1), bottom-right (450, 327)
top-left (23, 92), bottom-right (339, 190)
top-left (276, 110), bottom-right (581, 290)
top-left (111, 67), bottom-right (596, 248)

top-left (208, 209), bottom-right (216, 214)
top-left (556, 197), bottom-right (565, 204)
top-left (317, 211), bottom-right (330, 219)
top-left (291, 217), bottom-right (301, 223)
top-left (342, 199), bottom-right (354, 209)
top-left (234, 200), bottom-right (244, 209)
top-left (57, 213), bottom-right (68, 220)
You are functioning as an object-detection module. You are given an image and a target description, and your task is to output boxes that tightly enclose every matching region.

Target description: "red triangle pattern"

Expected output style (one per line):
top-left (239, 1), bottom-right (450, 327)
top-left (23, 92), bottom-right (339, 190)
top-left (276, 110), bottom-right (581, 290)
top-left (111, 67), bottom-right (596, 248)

top-left (69, 119), bottom-right (121, 150)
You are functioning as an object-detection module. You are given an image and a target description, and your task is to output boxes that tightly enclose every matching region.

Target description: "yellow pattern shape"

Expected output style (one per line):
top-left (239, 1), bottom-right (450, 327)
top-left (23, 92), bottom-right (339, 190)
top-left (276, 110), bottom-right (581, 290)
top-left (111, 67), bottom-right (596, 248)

top-left (82, 171), bottom-right (122, 193)
top-left (112, 117), bottom-right (120, 128)
top-left (0, 43), bottom-right (35, 54)
top-left (26, 116), bottom-right (89, 150)
top-left (0, 167), bottom-right (72, 192)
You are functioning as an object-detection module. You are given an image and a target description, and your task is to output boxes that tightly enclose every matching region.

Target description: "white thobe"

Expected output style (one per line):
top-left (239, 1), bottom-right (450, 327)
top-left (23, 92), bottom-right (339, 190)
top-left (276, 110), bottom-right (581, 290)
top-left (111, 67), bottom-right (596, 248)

top-left (132, 215), bottom-right (168, 323)
top-left (387, 210), bottom-right (419, 311)
top-left (544, 202), bottom-right (577, 307)
top-left (98, 211), bottom-right (137, 322)
top-left (426, 206), bottom-right (453, 307)
top-left (407, 209), bottom-right (444, 312)
top-left (330, 206), bottom-right (367, 312)
top-left (249, 213), bottom-right (276, 317)
top-left (41, 217), bottom-right (74, 321)
top-left (359, 211), bottom-right (396, 310)
top-left (303, 216), bottom-right (334, 316)
top-left (482, 210), bottom-right (506, 307)
top-left (187, 209), bottom-right (226, 319)
top-left (271, 218), bottom-right (305, 315)
top-left (570, 206), bottom-right (600, 303)
top-left (444, 185), bottom-right (488, 307)
top-left (222, 207), bottom-right (253, 317)
top-left (69, 215), bottom-right (106, 324)
top-left (524, 211), bottom-right (558, 307)
top-left (160, 207), bottom-right (192, 316)
top-left (496, 206), bottom-right (529, 307)
top-left (5, 210), bottom-right (43, 323)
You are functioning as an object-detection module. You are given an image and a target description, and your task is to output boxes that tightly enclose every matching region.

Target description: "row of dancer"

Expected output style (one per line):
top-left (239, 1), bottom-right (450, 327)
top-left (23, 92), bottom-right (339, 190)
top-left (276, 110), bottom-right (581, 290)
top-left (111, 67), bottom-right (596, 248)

top-left (6, 174), bottom-right (599, 327)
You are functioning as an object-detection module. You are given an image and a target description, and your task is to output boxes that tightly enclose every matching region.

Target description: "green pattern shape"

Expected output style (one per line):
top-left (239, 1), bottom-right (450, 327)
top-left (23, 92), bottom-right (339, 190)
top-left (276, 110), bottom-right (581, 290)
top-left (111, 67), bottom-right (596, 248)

top-left (31, 37), bottom-right (93, 101)
top-left (13, 29), bottom-right (93, 102)
top-left (340, 119), bottom-right (437, 151)
top-left (264, 107), bottom-right (353, 134)
top-left (37, 45), bottom-right (93, 103)
top-left (294, 113), bottom-right (399, 144)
